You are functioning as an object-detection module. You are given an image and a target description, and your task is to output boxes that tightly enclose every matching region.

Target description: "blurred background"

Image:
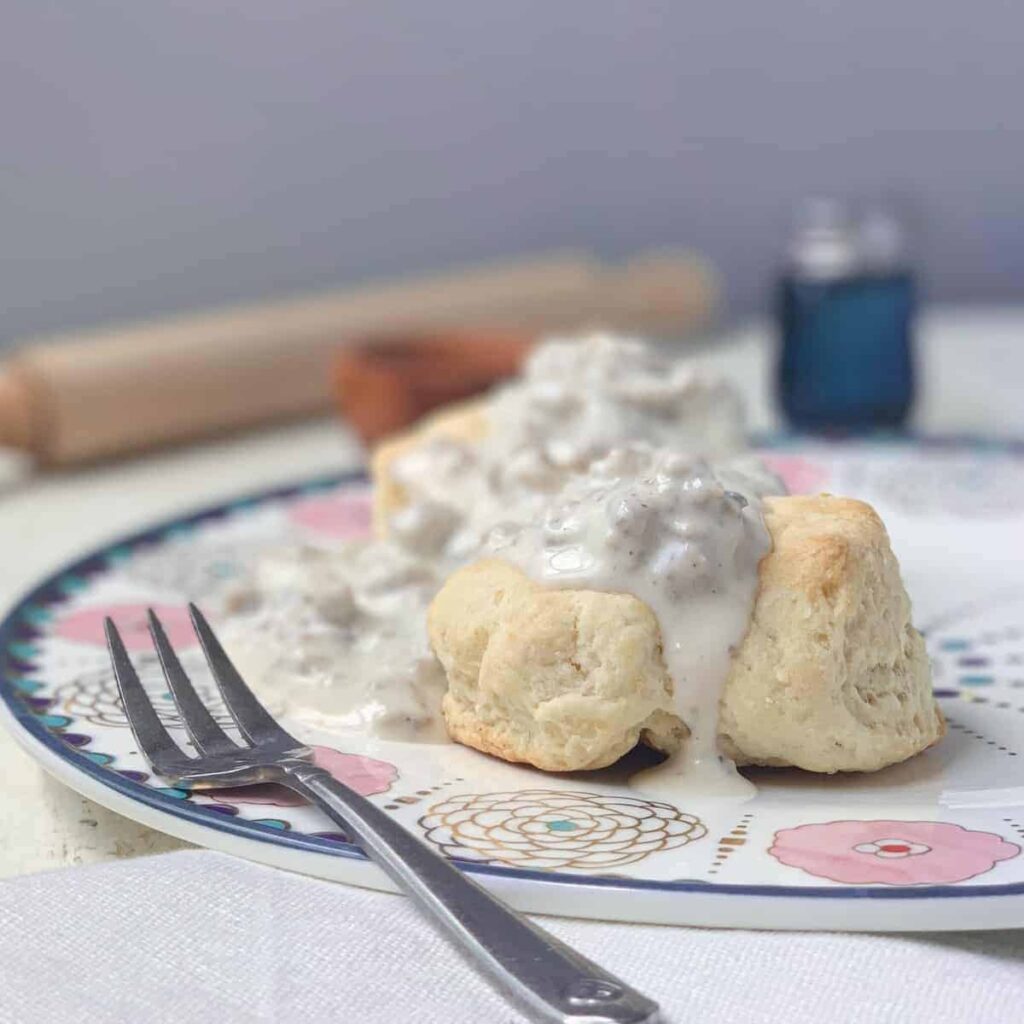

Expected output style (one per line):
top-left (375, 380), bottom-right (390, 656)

top-left (4, 0), bottom-right (1024, 908)
top-left (3, 0), bottom-right (1021, 343)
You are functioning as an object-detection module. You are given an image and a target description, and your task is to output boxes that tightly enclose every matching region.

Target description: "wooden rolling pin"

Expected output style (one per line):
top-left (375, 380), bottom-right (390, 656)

top-left (0, 249), bottom-right (715, 467)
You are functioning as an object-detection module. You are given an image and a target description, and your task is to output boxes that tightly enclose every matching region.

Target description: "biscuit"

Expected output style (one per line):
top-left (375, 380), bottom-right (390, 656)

top-left (370, 398), bottom-right (487, 537)
top-left (427, 495), bottom-right (944, 774)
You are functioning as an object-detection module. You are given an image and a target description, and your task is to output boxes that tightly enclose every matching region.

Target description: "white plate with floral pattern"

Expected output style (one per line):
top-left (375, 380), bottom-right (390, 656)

top-left (4, 437), bottom-right (1024, 931)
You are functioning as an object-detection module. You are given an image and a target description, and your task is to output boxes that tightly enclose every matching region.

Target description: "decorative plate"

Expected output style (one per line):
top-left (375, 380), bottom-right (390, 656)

top-left (4, 437), bottom-right (1024, 932)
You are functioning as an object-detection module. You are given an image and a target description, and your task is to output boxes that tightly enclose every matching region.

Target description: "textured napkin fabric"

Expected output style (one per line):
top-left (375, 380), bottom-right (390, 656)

top-left (1, 850), bottom-right (1023, 1024)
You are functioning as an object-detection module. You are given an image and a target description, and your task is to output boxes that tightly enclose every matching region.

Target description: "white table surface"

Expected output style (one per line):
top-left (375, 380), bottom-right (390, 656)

top-left (1, 307), bottom-right (1022, 879)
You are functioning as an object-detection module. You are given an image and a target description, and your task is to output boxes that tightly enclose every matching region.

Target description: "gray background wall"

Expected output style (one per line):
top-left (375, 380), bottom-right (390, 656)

top-left (2, 1), bottom-right (1021, 343)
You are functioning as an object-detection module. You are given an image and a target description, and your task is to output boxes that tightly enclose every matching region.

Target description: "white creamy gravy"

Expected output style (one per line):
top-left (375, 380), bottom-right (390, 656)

top-left (386, 332), bottom-right (748, 567)
top-left (487, 333), bottom-right (746, 467)
top-left (219, 542), bottom-right (448, 741)
top-left (220, 333), bottom-right (764, 748)
top-left (489, 445), bottom-right (774, 796)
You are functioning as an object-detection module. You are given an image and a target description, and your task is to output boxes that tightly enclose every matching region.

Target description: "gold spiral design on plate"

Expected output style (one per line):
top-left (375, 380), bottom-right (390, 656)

top-left (420, 789), bottom-right (706, 870)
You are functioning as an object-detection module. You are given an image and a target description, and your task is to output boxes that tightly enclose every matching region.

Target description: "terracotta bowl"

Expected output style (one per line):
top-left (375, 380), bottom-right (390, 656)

top-left (333, 329), bottom-right (533, 445)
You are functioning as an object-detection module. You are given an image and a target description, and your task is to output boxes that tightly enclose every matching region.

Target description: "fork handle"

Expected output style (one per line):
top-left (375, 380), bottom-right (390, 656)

top-left (283, 762), bottom-right (660, 1024)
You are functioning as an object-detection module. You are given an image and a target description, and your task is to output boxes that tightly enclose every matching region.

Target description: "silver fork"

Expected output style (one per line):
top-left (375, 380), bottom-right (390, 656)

top-left (105, 604), bottom-right (660, 1024)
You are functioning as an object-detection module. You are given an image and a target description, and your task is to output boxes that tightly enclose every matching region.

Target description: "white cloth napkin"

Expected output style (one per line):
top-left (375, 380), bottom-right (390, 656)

top-left (1, 850), bottom-right (1023, 1024)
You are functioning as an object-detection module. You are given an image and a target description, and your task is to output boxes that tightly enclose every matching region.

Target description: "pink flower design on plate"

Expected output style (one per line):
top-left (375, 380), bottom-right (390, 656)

top-left (758, 454), bottom-right (830, 495)
top-left (55, 603), bottom-right (199, 651)
top-left (288, 490), bottom-right (372, 540)
top-left (770, 820), bottom-right (1020, 885)
top-left (201, 746), bottom-right (397, 807)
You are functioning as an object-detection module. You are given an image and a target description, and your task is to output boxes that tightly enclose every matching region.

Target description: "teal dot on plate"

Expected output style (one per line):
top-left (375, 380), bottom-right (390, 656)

top-left (36, 714), bottom-right (71, 729)
top-left (21, 606), bottom-right (53, 626)
top-left (253, 818), bottom-right (289, 830)
top-left (154, 787), bottom-right (190, 800)
top-left (547, 820), bottom-right (578, 832)
top-left (8, 642), bottom-right (40, 660)
top-left (84, 751), bottom-right (114, 766)
top-left (940, 639), bottom-right (970, 652)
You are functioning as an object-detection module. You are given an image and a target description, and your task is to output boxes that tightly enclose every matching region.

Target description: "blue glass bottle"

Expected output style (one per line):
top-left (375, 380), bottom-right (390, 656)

top-left (778, 203), bottom-right (915, 432)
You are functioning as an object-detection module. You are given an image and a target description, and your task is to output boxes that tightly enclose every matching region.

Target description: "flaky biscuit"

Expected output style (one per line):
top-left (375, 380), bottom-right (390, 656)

top-left (427, 495), bottom-right (944, 775)
top-left (370, 398), bottom-right (488, 537)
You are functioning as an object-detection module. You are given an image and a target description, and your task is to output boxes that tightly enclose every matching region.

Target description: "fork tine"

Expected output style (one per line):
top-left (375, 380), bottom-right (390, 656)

top-left (147, 610), bottom-right (240, 757)
top-left (187, 603), bottom-right (298, 748)
top-left (104, 618), bottom-right (183, 772)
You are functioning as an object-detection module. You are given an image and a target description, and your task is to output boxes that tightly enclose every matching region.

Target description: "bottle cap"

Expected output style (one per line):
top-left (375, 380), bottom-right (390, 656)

top-left (858, 209), bottom-right (906, 270)
top-left (788, 198), bottom-right (860, 279)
